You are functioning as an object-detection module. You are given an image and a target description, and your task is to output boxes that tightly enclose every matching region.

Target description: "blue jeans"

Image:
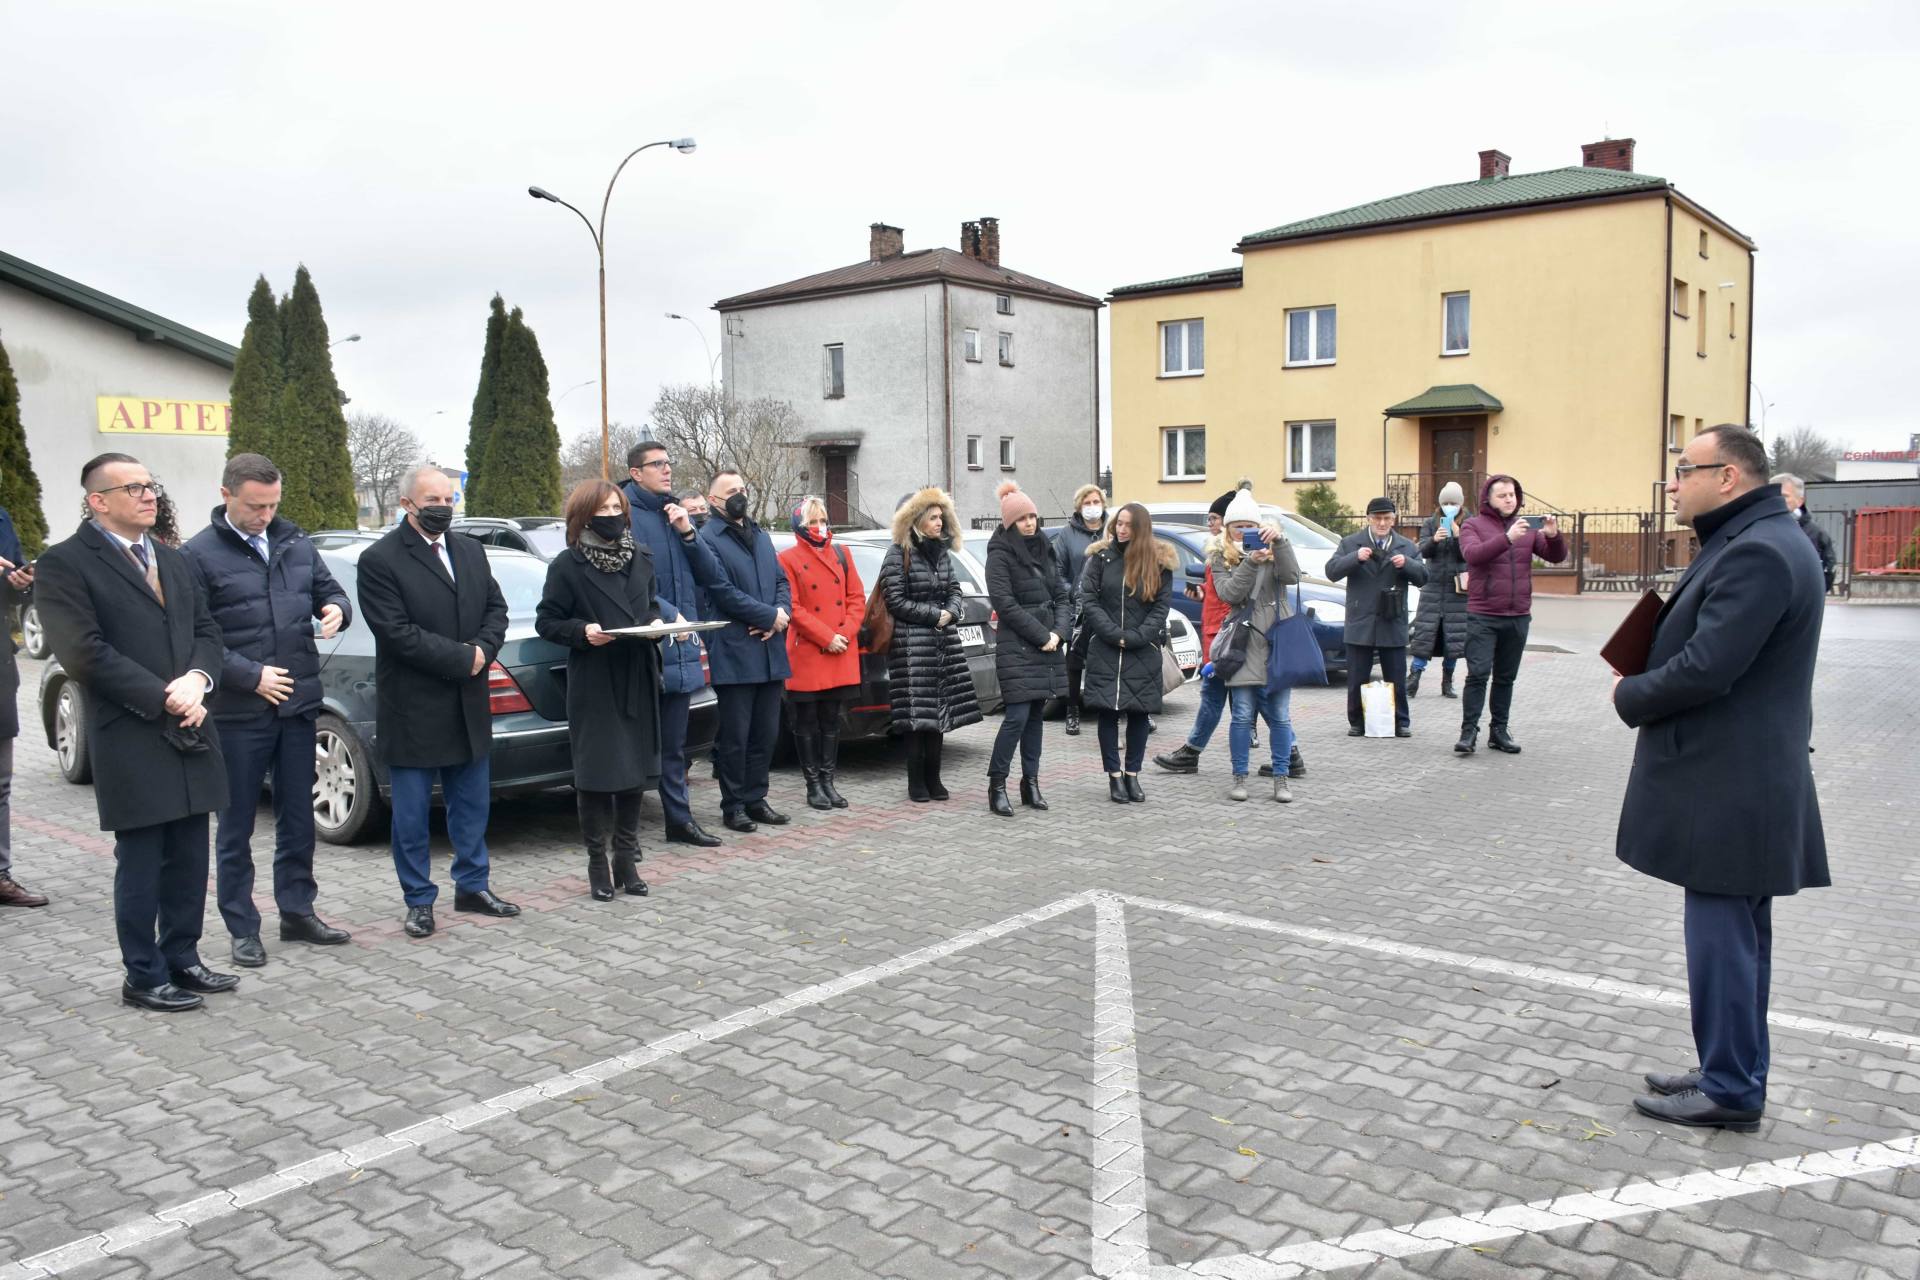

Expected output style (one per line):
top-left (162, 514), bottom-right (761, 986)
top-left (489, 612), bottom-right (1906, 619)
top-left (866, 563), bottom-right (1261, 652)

top-left (1228, 686), bottom-right (1292, 777)
top-left (1185, 673), bottom-right (1230, 750)
top-left (1410, 654), bottom-right (1458, 676)
top-left (389, 757), bottom-right (492, 907)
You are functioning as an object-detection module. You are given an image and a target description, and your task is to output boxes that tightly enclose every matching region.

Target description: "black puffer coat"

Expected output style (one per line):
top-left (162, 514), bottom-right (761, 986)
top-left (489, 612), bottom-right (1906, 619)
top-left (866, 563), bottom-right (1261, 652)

top-left (882, 488), bottom-right (983, 734)
top-left (1410, 511), bottom-right (1469, 660)
top-left (1077, 541), bottom-right (1174, 715)
top-left (986, 524), bottom-right (1071, 706)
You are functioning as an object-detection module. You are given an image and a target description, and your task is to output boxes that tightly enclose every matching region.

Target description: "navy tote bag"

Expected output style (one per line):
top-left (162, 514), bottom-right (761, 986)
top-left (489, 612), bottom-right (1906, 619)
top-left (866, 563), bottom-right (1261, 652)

top-left (1266, 583), bottom-right (1328, 689)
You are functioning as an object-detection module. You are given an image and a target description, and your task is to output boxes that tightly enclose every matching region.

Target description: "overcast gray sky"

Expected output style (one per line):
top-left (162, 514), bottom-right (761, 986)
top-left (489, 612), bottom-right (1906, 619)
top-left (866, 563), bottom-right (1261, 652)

top-left (4, 0), bottom-right (1915, 467)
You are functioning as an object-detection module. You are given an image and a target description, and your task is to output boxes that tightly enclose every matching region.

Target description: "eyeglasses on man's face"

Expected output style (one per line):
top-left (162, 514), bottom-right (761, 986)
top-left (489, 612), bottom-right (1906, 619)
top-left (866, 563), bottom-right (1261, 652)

top-left (1672, 460), bottom-right (1731, 480)
top-left (635, 458), bottom-right (671, 472)
top-left (90, 481), bottom-right (164, 500)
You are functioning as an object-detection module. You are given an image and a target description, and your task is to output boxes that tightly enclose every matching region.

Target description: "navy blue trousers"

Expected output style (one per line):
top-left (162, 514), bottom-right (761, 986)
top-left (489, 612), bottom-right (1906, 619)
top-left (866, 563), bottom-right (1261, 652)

top-left (1684, 890), bottom-right (1773, 1111)
top-left (657, 691), bottom-right (693, 828)
top-left (212, 713), bottom-right (319, 936)
top-left (389, 757), bottom-right (492, 907)
top-left (713, 681), bottom-right (782, 814)
top-left (114, 815), bottom-right (210, 988)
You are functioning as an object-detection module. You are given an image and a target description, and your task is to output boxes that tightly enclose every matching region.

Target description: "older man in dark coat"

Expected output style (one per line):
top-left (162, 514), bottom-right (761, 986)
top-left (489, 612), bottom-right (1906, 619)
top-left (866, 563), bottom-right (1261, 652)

top-left (1613, 424), bottom-right (1828, 1132)
top-left (36, 453), bottom-right (235, 1011)
top-left (356, 466), bottom-right (515, 938)
top-left (1325, 497), bottom-right (1428, 737)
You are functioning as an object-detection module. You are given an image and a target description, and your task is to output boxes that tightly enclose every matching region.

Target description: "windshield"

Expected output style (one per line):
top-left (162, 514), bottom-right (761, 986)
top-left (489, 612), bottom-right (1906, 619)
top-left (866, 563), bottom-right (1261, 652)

top-left (1276, 511), bottom-right (1338, 549)
top-left (486, 554), bottom-right (551, 619)
top-left (524, 526), bottom-right (568, 558)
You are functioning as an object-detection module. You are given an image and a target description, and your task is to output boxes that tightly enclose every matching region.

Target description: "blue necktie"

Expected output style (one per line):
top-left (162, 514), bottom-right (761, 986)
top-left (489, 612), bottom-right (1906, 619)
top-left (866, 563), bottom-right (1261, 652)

top-left (249, 535), bottom-right (268, 563)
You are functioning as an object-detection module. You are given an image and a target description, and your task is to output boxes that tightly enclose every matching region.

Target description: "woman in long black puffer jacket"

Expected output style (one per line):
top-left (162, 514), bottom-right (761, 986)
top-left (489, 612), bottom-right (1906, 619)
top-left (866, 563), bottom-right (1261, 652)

top-left (983, 480), bottom-right (1072, 817)
top-left (1078, 502), bottom-right (1177, 804)
top-left (881, 487), bottom-right (982, 802)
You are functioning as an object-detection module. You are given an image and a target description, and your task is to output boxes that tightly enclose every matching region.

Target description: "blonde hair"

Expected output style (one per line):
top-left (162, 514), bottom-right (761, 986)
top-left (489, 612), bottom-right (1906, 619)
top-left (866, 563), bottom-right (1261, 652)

top-left (796, 495), bottom-right (829, 526)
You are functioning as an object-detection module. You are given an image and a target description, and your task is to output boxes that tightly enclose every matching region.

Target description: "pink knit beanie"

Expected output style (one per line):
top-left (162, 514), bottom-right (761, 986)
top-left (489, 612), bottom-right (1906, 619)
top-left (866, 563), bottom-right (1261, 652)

top-left (997, 480), bottom-right (1038, 527)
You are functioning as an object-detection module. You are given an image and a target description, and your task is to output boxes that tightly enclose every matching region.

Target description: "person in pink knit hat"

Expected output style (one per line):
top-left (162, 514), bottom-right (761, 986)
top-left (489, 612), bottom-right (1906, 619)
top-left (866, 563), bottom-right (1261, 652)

top-left (982, 481), bottom-right (1073, 815)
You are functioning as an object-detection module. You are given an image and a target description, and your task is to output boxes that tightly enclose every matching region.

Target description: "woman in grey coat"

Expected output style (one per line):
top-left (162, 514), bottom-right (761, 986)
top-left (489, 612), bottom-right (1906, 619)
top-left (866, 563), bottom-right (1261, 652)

top-left (1207, 488), bottom-right (1302, 802)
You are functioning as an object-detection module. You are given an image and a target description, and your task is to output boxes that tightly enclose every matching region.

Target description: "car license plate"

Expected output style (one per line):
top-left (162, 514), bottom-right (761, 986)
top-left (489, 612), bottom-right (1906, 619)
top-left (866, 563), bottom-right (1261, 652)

top-left (1173, 635), bottom-right (1200, 668)
top-left (956, 625), bottom-right (984, 648)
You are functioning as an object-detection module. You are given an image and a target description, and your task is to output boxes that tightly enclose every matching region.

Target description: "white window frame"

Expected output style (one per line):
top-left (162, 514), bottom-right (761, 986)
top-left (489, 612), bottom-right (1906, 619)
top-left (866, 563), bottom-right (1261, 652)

top-left (1283, 306), bottom-right (1336, 367)
top-left (1159, 318), bottom-right (1205, 377)
top-left (966, 435), bottom-right (983, 469)
top-left (1667, 414), bottom-right (1683, 452)
top-left (963, 328), bottom-right (981, 362)
top-left (1671, 278), bottom-right (1689, 318)
top-left (996, 293), bottom-right (1014, 315)
top-left (1441, 292), bottom-right (1471, 356)
top-left (1285, 420), bottom-right (1337, 480)
top-left (998, 436), bottom-right (1016, 470)
top-left (997, 331), bottom-right (1014, 366)
top-left (824, 343), bottom-right (845, 398)
top-left (1161, 426), bottom-right (1206, 482)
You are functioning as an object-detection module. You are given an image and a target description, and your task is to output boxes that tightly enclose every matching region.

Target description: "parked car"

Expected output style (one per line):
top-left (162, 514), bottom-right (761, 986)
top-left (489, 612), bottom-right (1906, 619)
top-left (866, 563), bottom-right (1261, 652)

top-left (1143, 501), bottom-right (1340, 579)
top-left (1149, 525), bottom-right (1349, 678)
top-left (37, 542), bottom-right (718, 845)
top-left (19, 600), bottom-right (49, 659)
top-left (451, 517), bottom-right (568, 560)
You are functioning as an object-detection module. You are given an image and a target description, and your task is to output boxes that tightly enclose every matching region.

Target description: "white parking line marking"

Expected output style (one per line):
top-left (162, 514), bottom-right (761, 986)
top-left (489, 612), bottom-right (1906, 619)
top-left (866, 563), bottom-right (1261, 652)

top-left (1090, 894), bottom-right (1151, 1278)
top-left (1120, 895), bottom-right (1920, 1053)
top-left (0, 891), bottom-right (1098, 1280)
top-left (1171, 1134), bottom-right (1920, 1277)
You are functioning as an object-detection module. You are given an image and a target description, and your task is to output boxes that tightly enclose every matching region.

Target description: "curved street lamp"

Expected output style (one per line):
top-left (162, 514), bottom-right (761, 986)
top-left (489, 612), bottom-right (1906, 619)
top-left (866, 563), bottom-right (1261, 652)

top-left (529, 136), bottom-right (697, 478)
top-left (329, 334), bottom-right (362, 348)
top-left (665, 312), bottom-right (719, 386)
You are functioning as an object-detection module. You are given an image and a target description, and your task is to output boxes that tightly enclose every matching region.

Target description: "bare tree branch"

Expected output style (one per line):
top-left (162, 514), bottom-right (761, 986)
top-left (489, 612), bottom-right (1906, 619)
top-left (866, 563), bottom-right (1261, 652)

top-left (346, 410), bottom-right (424, 526)
top-left (1767, 424), bottom-right (1843, 483)
top-left (647, 384), bottom-right (808, 524)
top-left (560, 421), bottom-right (647, 492)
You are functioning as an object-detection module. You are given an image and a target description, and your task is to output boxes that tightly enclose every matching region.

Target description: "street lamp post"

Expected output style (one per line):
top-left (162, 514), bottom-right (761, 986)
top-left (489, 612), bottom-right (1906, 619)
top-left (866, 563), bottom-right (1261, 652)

top-left (330, 334), bottom-right (362, 348)
top-left (665, 312), bottom-right (719, 387)
top-left (530, 136), bottom-right (697, 479)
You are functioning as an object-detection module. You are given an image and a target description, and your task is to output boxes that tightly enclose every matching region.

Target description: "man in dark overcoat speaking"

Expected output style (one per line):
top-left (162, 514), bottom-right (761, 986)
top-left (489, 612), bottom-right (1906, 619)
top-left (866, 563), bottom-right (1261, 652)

top-left (355, 466), bottom-right (516, 938)
top-left (36, 453), bottom-right (235, 1011)
top-left (1612, 423), bottom-right (1828, 1131)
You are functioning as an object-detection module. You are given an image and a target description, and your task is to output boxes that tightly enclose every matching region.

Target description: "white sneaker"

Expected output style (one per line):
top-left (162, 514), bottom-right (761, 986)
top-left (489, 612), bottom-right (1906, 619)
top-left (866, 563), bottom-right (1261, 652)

top-left (1272, 777), bottom-right (1293, 803)
top-left (1229, 776), bottom-right (1248, 802)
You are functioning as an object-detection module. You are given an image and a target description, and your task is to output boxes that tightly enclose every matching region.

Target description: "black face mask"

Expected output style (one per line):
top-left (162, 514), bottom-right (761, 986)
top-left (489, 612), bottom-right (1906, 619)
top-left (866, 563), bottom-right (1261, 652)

top-left (588, 514), bottom-right (626, 542)
top-left (723, 492), bottom-right (750, 522)
top-left (689, 512), bottom-right (709, 528)
top-left (413, 504), bottom-right (453, 535)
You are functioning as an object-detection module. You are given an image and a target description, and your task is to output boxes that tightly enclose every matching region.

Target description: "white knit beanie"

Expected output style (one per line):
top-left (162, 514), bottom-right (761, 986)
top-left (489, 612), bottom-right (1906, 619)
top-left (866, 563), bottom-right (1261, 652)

top-left (1222, 489), bottom-right (1262, 526)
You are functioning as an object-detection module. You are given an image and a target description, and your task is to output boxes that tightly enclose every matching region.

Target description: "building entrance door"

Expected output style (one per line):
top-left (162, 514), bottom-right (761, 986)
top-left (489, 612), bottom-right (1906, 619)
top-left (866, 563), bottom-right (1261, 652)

top-left (1425, 416), bottom-right (1487, 511)
top-left (824, 453), bottom-right (850, 526)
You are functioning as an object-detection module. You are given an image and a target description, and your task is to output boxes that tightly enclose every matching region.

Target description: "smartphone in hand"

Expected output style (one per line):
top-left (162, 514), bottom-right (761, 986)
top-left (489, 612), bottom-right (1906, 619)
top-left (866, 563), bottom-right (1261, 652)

top-left (1241, 529), bottom-right (1264, 550)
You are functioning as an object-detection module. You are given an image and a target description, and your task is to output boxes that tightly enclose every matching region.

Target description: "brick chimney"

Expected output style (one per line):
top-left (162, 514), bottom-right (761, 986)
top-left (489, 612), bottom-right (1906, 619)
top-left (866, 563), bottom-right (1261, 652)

top-left (1477, 149), bottom-right (1511, 180)
top-left (869, 222), bottom-right (904, 261)
top-left (959, 220), bottom-right (982, 259)
top-left (1581, 137), bottom-right (1636, 172)
top-left (978, 216), bottom-right (1000, 265)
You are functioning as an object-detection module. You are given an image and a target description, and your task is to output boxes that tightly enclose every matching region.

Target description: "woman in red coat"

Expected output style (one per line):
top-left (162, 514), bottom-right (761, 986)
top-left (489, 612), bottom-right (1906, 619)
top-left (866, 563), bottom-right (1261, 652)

top-left (778, 497), bottom-right (866, 810)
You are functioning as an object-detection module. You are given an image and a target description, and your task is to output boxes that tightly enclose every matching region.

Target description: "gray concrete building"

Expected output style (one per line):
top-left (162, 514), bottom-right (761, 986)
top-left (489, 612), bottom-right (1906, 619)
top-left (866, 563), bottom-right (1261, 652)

top-left (0, 249), bottom-right (236, 541)
top-left (714, 219), bottom-right (1100, 529)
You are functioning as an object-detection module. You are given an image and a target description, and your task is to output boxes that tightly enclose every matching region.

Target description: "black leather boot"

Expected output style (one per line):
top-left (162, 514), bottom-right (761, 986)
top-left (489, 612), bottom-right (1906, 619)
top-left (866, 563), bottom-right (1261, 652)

top-left (1019, 775), bottom-right (1049, 810)
top-left (923, 733), bottom-right (949, 801)
top-left (906, 734), bottom-right (930, 802)
top-left (610, 848), bottom-right (648, 896)
top-left (1454, 727), bottom-right (1478, 755)
top-left (988, 774), bottom-right (1014, 817)
top-left (1065, 703), bottom-right (1081, 736)
top-left (1406, 666), bottom-right (1423, 698)
top-left (586, 849), bottom-right (615, 901)
top-left (1488, 726), bottom-right (1522, 754)
top-left (794, 725), bottom-right (832, 810)
top-left (1441, 672), bottom-right (1458, 698)
top-left (819, 725), bottom-right (849, 808)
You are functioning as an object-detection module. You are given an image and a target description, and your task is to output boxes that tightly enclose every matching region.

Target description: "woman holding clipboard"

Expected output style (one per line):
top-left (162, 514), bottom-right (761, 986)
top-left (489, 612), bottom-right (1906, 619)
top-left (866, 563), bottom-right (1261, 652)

top-left (536, 479), bottom-right (664, 901)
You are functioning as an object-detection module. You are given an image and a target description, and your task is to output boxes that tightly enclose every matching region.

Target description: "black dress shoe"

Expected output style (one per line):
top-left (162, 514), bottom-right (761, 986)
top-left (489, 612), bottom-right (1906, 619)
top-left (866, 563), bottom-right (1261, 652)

top-left (723, 810), bottom-right (759, 833)
top-left (404, 905), bottom-right (435, 937)
top-left (454, 889), bottom-right (521, 917)
top-left (1644, 1067), bottom-right (1703, 1096)
top-left (1394, 727), bottom-right (1412, 738)
top-left (744, 800), bottom-right (790, 826)
top-left (280, 912), bottom-right (351, 945)
top-left (665, 822), bottom-right (722, 848)
top-left (122, 982), bottom-right (203, 1012)
top-left (1633, 1088), bottom-right (1762, 1132)
top-left (1123, 774), bottom-right (1145, 803)
top-left (169, 964), bottom-right (240, 994)
top-left (1488, 727), bottom-right (1522, 754)
top-left (1347, 725), bottom-right (1365, 737)
top-left (230, 934), bottom-right (267, 968)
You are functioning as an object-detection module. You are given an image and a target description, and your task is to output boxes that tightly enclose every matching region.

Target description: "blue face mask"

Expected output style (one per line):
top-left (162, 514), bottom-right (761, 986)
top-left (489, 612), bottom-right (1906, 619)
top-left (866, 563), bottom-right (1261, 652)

top-left (1441, 504), bottom-right (1460, 518)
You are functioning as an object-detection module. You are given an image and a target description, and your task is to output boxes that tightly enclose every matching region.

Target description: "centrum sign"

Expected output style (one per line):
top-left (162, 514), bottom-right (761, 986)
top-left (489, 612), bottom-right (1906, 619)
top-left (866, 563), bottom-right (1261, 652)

top-left (1840, 449), bottom-right (1920, 462)
top-left (97, 395), bottom-right (231, 436)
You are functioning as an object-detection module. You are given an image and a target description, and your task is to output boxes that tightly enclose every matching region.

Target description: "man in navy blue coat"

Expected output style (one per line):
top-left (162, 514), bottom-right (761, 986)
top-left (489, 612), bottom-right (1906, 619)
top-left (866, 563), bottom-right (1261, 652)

top-left (622, 440), bottom-right (726, 848)
top-left (183, 453), bottom-right (354, 968)
top-left (1612, 424), bottom-right (1828, 1132)
top-left (698, 470), bottom-right (792, 833)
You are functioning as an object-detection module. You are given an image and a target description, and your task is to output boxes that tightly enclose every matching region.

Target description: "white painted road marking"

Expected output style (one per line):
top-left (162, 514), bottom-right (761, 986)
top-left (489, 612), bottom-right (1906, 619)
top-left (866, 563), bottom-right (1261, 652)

top-left (1090, 894), bottom-right (1151, 1278)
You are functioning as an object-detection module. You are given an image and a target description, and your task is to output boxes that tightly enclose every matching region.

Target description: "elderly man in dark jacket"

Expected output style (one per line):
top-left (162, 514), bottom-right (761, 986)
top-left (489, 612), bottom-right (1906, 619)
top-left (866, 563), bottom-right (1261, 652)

top-left (37, 453), bottom-right (234, 1011)
top-left (697, 469), bottom-right (792, 833)
top-left (1326, 497), bottom-right (1428, 737)
top-left (356, 466), bottom-right (515, 938)
top-left (1613, 425), bottom-right (1828, 1132)
top-left (184, 454), bottom-right (354, 967)
top-left (1774, 473), bottom-right (1837, 593)
top-left (1455, 474), bottom-right (1568, 755)
top-left (622, 440), bottom-right (726, 848)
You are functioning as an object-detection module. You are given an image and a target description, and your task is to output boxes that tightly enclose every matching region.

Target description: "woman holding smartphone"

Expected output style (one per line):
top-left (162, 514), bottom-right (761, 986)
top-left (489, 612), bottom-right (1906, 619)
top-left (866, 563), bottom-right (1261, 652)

top-left (1207, 489), bottom-right (1301, 802)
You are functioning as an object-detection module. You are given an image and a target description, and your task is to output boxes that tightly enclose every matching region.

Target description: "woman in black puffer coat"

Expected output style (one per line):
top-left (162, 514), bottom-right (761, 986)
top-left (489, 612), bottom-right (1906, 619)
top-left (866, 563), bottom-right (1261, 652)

top-left (984, 481), bottom-right (1071, 817)
top-left (1078, 502), bottom-right (1176, 804)
top-left (881, 487), bottom-right (982, 802)
top-left (1409, 480), bottom-right (1470, 698)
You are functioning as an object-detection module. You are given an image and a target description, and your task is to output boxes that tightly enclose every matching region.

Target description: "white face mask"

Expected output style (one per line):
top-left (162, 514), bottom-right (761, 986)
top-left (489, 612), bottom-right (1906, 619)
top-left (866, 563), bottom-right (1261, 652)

top-left (1081, 504), bottom-right (1104, 523)
top-left (1441, 504), bottom-right (1460, 517)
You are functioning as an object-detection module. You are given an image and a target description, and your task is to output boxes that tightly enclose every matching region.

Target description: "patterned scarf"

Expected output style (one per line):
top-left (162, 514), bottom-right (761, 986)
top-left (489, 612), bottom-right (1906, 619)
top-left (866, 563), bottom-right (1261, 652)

top-left (579, 528), bottom-right (634, 575)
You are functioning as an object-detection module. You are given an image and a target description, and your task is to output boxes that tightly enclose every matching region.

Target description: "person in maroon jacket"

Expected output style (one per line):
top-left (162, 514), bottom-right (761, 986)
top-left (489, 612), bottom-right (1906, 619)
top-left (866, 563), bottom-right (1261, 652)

top-left (1453, 474), bottom-right (1567, 755)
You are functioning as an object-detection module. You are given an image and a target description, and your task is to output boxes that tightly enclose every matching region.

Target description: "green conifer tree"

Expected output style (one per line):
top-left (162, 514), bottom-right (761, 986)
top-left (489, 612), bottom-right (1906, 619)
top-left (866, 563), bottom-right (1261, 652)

top-left (0, 331), bottom-right (49, 554)
top-left (274, 265), bottom-right (358, 530)
top-left (228, 275), bottom-right (285, 460)
top-left (474, 307), bottom-right (562, 515)
top-left (463, 294), bottom-right (508, 512)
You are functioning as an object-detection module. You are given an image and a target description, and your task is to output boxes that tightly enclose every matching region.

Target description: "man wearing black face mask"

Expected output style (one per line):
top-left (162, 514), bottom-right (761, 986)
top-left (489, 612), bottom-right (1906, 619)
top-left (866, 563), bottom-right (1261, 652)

top-left (696, 470), bottom-right (793, 832)
top-left (356, 466), bottom-right (518, 937)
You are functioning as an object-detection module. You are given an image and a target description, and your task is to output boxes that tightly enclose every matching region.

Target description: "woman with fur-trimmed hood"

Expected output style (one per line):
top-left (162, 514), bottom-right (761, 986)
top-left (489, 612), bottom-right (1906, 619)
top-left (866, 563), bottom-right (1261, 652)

top-left (881, 487), bottom-right (982, 801)
top-left (1077, 502), bottom-right (1177, 804)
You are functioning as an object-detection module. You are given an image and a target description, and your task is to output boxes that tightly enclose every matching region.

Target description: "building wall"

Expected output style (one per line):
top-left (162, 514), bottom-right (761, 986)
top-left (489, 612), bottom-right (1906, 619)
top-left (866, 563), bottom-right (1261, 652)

top-left (721, 281), bottom-right (1097, 528)
top-left (1664, 201), bottom-right (1755, 469)
top-left (0, 280), bottom-right (233, 542)
top-left (1111, 194), bottom-right (1724, 515)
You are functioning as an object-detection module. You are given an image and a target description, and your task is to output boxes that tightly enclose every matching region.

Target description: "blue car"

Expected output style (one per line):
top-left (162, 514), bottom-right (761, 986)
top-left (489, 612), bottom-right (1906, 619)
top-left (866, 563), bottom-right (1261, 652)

top-left (1152, 527), bottom-right (1349, 677)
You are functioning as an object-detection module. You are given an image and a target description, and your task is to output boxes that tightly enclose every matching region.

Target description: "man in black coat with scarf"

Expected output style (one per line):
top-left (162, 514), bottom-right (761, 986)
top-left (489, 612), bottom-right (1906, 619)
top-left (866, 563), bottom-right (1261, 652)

top-left (36, 453), bottom-right (236, 1011)
top-left (1613, 424), bottom-right (1828, 1131)
top-left (356, 466), bottom-right (516, 938)
top-left (1326, 497), bottom-right (1428, 737)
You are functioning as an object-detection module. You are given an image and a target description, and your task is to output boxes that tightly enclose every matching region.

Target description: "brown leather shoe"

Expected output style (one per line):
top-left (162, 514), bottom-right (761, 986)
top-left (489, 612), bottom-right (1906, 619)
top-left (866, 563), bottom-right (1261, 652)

top-left (0, 874), bottom-right (49, 908)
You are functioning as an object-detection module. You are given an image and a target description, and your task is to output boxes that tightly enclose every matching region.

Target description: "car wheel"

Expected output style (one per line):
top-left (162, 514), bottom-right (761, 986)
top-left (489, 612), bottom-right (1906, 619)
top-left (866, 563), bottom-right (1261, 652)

top-left (21, 603), bottom-right (50, 659)
top-left (313, 713), bottom-right (384, 845)
top-left (53, 679), bottom-right (91, 784)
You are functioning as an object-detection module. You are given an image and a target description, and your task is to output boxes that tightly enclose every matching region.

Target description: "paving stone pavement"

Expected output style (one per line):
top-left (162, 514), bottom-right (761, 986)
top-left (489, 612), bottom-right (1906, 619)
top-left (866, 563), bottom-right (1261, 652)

top-left (1, 617), bottom-right (1917, 1279)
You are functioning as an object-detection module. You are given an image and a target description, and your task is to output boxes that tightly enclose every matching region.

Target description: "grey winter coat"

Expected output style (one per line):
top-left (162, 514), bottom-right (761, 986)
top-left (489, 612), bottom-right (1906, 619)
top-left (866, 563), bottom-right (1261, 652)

top-left (1207, 534), bottom-right (1302, 688)
top-left (1077, 541), bottom-right (1174, 715)
top-left (986, 524), bottom-right (1072, 706)
top-left (1410, 511), bottom-right (1469, 660)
